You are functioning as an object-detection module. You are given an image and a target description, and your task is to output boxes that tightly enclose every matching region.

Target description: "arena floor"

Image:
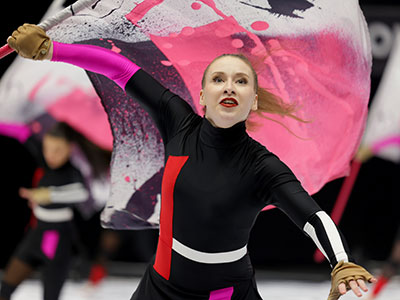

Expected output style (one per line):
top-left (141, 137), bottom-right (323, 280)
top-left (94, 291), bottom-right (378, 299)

top-left (10, 268), bottom-right (400, 300)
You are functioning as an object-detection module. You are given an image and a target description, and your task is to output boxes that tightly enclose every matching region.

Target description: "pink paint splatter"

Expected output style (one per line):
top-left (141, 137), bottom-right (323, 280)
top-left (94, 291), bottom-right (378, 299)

top-left (200, 0), bottom-right (267, 49)
top-left (125, 0), bottom-right (164, 26)
top-left (107, 40), bottom-right (121, 53)
top-left (31, 121), bottom-right (42, 134)
top-left (178, 60), bottom-right (191, 66)
top-left (125, 176), bottom-right (131, 182)
top-left (28, 74), bottom-right (51, 101)
top-left (181, 26), bottom-right (195, 36)
top-left (251, 45), bottom-right (266, 56)
top-left (215, 22), bottom-right (237, 38)
top-left (191, 2), bottom-right (201, 10)
top-left (161, 60), bottom-right (172, 66)
top-left (162, 43), bottom-right (173, 49)
top-left (231, 39), bottom-right (244, 49)
top-left (251, 21), bottom-right (269, 31)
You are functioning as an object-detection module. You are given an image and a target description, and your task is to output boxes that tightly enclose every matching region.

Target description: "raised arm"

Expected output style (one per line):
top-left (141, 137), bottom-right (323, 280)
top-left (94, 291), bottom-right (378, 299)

top-left (7, 24), bottom-right (194, 142)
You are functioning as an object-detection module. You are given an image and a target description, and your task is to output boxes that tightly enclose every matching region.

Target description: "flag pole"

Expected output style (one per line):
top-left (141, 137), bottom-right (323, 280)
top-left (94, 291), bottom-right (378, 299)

top-left (0, 0), bottom-right (98, 60)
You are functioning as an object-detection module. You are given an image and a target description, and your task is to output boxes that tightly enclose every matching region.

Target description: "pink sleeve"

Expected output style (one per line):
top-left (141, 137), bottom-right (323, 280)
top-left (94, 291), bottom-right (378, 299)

top-left (51, 42), bottom-right (141, 90)
top-left (0, 122), bottom-right (31, 143)
top-left (371, 135), bottom-right (400, 154)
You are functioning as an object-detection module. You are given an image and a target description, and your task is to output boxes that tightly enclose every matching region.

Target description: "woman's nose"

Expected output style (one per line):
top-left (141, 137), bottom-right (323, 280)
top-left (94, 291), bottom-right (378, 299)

top-left (224, 80), bottom-right (235, 94)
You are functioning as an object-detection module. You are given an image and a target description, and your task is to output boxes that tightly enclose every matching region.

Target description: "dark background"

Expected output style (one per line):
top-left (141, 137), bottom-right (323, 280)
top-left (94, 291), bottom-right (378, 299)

top-left (1, 0), bottom-right (399, 274)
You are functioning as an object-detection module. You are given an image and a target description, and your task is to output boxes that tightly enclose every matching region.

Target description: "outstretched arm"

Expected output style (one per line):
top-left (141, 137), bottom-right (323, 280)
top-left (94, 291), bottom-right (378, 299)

top-left (7, 24), bottom-right (194, 142)
top-left (271, 182), bottom-right (376, 299)
top-left (19, 183), bottom-right (89, 205)
top-left (259, 154), bottom-right (375, 299)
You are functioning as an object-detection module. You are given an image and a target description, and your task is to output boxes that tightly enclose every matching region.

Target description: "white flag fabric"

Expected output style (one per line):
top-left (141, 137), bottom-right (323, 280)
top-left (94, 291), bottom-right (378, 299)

top-left (361, 26), bottom-right (400, 162)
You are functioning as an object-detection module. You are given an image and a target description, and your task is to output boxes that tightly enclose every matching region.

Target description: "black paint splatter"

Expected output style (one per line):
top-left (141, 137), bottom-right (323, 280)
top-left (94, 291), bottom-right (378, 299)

top-left (240, 0), bottom-right (314, 19)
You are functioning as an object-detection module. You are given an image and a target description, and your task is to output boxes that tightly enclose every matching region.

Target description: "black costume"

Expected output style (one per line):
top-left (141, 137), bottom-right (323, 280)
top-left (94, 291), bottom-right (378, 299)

top-left (126, 70), bottom-right (352, 299)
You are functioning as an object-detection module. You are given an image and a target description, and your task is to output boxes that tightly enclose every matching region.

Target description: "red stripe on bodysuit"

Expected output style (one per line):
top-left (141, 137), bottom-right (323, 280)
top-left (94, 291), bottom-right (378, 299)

top-left (153, 155), bottom-right (188, 280)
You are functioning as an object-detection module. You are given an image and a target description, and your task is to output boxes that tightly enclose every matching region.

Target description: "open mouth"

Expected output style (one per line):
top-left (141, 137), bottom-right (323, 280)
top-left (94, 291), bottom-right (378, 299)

top-left (219, 97), bottom-right (238, 107)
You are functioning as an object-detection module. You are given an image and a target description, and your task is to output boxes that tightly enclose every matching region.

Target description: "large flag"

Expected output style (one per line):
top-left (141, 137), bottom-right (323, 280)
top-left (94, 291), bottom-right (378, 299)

top-left (17, 0), bottom-right (371, 229)
top-left (360, 25), bottom-right (400, 162)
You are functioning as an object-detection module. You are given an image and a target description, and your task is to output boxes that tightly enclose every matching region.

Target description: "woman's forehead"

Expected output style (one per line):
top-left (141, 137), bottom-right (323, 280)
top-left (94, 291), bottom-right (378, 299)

top-left (207, 56), bottom-right (253, 76)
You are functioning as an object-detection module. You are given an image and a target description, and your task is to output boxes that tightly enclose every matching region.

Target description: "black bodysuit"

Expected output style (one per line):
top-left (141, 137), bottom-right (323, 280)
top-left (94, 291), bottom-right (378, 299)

top-left (51, 43), bottom-right (353, 299)
top-left (126, 71), bottom-right (352, 299)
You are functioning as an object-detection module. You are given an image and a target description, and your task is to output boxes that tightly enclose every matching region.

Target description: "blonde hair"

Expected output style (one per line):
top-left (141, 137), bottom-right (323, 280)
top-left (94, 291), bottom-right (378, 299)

top-left (201, 54), bottom-right (307, 133)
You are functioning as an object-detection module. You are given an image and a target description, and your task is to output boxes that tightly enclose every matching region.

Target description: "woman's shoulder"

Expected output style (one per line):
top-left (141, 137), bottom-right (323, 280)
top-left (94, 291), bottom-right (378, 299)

top-left (247, 136), bottom-right (274, 156)
top-left (246, 137), bottom-right (286, 169)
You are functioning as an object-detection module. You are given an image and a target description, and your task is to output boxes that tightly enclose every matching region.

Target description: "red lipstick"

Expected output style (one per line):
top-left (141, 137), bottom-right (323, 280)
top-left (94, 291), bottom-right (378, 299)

top-left (219, 97), bottom-right (238, 107)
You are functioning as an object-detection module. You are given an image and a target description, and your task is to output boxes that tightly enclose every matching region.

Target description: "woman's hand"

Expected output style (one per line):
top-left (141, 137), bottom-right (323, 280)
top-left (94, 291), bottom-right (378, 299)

top-left (19, 187), bottom-right (52, 205)
top-left (7, 23), bottom-right (53, 60)
top-left (328, 261), bottom-right (377, 300)
top-left (354, 145), bottom-right (373, 163)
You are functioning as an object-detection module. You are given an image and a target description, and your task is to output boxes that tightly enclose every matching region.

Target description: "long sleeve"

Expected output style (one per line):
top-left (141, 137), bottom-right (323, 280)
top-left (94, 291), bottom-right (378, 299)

top-left (51, 41), bottom-right (194, 142)
top-left (0, 122), bottom-right (31, 143)
top-left (48, 182), bottom-right (89, 204)
top-left (257, 153), bottom-right (352, 268)
top-left (51, 42), bottom-right (139, 90)
top-left (270, 182), bottom-right (351, 268)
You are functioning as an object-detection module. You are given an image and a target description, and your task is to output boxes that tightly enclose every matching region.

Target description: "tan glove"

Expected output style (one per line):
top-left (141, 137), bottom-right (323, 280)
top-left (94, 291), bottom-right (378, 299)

top-left (31, 187), bottom-right (52, 205)
top-left (7, 23), bottom-right (51, 60)
top-left (355, 145), bottom-right (373, 163)
top-left (328, 261), bottom-right (374, 300)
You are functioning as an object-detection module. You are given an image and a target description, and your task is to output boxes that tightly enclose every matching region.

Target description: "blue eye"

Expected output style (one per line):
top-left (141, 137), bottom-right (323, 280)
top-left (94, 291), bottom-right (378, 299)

top-left (237, 78), bottom-right (247, 84)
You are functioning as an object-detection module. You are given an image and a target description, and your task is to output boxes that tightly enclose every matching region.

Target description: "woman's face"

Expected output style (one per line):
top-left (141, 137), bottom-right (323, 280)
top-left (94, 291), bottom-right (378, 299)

top-left (42, 135), bottom-right (71, 169)
top-left (200, 56), bottom-right (258, 128)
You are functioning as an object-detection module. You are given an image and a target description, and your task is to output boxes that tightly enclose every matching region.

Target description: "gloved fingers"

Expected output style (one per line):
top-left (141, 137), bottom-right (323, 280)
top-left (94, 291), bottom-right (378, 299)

top-left (337, 282), bottom-right (347, 295)
top-left (6, 23), bottom-right (50, 60)
top-left (348, 280), bottom-right (362, 297)
top-left (18, 25), bottom-right (27, 34)
top-left (356, 279), bottom-right (369, 292)
top-left (11, 30), bottom-right (19, 39)
top-left (7, 36), bottom-right (17, 51)
top-left (8, 27), bottom-right (27, 55)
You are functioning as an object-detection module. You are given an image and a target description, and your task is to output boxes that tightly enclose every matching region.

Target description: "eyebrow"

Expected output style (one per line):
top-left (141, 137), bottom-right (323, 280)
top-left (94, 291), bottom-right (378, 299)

top-left (210, 71), bottom-right (250, 78)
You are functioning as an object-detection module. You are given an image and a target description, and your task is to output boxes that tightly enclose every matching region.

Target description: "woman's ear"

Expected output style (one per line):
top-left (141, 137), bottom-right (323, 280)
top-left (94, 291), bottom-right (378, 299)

top-left (251, 94), bottom-right (258, 111)
top-left (199, 90), bottom-right (205, 106)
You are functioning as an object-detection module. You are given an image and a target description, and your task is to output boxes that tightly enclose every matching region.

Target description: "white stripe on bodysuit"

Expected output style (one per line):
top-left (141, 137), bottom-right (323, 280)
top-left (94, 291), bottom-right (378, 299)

top-left (303, 211), bottom-right (349, 264)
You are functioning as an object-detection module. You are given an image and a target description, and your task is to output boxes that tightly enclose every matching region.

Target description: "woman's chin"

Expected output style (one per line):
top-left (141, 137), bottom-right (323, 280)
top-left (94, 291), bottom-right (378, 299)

top-left (211, 116), bottom-right (244, 128)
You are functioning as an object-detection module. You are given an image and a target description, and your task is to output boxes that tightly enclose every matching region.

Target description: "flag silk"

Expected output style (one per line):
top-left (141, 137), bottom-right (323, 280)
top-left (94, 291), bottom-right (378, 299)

top-left (44, 0), bottom-right (372, 229)
top-left (360, 26), bottom-right (400, 163)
